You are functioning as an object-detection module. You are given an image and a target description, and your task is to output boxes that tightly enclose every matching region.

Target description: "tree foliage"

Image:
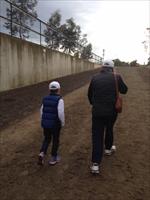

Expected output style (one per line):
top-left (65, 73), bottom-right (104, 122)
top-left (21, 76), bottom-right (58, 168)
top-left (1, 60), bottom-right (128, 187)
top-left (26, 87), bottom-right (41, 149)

top-left (113, 59), bottom-right (142, 67)
top-left (60, 18), bottom-right (81, 54)
top-left (130, 60), bottom-right (140, 67)
top-left (5, 0), bottom-right (37, 38)
top-left (81, 43), bottom-right (93, 60)
top-left (44, 10), bottom-right (62, 49)
top-left (113, 59), bottom-right (129, 66)
top-left (74, 34), bottom-right (88, 58)
top-left (147, 57), bottom-right (150, 66)
top-left (44, 12), bottom-right (93, 60)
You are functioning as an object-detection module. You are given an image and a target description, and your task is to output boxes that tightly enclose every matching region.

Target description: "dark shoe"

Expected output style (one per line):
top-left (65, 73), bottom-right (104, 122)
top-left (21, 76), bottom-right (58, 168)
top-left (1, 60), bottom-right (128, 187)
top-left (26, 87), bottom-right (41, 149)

top-left (49, 155), bottom-right (60, 166)
top-left (37, 152), bottom-right (44, 165)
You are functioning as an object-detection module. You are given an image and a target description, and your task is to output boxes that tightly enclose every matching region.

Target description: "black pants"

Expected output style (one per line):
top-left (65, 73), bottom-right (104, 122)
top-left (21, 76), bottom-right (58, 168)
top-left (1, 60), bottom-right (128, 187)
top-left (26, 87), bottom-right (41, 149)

top-left (92, 114), bottom-right (117, 164)
top-left (40, 126), bottom-right (61, 157)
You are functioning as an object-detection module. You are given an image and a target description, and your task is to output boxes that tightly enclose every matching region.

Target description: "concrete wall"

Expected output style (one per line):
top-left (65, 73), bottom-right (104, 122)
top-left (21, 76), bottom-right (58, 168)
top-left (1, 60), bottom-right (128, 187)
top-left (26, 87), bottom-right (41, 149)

top-left (0, 33), bottom-right (100, 92)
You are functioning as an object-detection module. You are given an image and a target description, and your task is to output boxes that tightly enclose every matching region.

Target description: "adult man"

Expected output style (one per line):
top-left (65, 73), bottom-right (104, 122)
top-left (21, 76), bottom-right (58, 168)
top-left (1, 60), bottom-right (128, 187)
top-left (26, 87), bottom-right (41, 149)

top-left (88, 59), bottom-right (128, 174)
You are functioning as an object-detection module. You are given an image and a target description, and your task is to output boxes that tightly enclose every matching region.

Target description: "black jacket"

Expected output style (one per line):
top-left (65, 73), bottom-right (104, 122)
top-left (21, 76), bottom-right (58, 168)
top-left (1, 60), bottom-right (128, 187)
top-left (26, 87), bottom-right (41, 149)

top-left (88, 67), bottom-right (128, 117)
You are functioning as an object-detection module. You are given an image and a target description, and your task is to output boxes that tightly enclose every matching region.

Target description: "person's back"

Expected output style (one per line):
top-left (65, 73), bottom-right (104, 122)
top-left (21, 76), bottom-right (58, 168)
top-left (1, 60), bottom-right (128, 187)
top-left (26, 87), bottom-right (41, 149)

top-left (41, 93), bottom-right (61, 129)
top-left (88, 67), bottom-right (127, 117)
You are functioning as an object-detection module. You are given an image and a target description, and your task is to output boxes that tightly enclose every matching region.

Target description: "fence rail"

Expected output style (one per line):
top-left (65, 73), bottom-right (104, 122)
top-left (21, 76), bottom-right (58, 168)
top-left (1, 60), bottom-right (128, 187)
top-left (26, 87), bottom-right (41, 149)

top-left (0, 0), bottom-right (102, 63)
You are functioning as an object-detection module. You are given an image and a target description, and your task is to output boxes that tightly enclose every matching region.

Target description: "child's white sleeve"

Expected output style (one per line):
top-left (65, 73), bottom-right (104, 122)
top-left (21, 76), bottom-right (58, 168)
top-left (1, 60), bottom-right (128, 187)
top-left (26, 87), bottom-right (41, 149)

top-left (40, 104), bottom-right (43, 117)
top-left (58, 99), bottom-right (65, 127)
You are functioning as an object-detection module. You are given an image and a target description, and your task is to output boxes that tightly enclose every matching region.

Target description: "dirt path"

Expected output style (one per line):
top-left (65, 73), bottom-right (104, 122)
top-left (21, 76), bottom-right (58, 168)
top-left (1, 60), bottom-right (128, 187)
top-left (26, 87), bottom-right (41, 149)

top-left (0, 67), bottom-right (150, 200)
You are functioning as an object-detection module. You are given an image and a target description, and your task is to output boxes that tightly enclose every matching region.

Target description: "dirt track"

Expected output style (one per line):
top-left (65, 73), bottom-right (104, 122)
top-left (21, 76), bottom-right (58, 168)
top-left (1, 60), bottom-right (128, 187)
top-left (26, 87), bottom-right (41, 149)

top-left (0, 67), bottom-right (150, 200)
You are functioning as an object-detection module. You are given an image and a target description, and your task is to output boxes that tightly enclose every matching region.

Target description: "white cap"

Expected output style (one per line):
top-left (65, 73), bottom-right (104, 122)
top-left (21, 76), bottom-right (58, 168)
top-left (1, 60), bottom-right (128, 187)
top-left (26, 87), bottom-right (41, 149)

top-left (103, 59), bottom-right (114, 68)
top-left (49, 81), bottom-right (60, 90)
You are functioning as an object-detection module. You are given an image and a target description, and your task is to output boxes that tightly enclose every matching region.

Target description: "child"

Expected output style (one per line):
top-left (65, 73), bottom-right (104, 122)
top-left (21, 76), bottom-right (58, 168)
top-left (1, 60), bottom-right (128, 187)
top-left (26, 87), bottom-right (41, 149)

top-left (38, 81), bottom-right (65, 166)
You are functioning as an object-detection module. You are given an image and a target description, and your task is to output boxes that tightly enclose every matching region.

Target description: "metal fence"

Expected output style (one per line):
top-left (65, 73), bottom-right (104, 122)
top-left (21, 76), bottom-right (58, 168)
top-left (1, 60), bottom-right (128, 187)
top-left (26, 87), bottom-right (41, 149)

top-left (0, 0), bottom-right (102, 63)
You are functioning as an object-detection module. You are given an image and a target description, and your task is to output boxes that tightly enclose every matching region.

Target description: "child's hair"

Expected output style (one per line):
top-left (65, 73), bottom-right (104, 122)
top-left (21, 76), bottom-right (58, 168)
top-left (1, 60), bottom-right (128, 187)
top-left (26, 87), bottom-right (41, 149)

top-left (50, 89), bottom-right (59, 94)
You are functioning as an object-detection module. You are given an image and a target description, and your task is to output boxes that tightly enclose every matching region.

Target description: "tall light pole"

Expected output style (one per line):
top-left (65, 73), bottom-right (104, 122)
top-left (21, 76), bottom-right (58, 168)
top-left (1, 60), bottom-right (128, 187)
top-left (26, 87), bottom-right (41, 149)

top-left (146, 28), bottom-right (150, 60)
top-left (102, 49), bottom-right (105, 61)
top-left (142, 28), bottom-right (150, 65)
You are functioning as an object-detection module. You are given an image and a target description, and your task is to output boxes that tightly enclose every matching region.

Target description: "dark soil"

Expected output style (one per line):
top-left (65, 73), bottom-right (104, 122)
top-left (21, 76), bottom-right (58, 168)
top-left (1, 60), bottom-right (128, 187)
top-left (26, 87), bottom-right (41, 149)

top-left (0, 68), bottom-right (100, 129)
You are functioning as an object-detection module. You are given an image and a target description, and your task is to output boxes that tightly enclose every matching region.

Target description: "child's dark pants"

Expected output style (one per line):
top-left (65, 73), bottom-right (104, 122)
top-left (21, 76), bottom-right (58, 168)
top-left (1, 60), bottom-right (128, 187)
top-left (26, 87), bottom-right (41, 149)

top-left (40, 126), bottom-right (61, 156)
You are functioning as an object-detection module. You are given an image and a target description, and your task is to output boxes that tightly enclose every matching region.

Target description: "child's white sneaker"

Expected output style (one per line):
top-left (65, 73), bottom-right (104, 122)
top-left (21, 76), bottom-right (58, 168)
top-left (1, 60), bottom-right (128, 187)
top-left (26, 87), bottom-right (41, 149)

top-left (90, 163), bottom-right (100, 174)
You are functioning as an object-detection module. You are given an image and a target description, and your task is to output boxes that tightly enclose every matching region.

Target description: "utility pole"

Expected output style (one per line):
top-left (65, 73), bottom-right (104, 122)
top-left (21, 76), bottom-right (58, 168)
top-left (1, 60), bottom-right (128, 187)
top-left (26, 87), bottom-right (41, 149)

top-left (102, 49), bottom-right (105, 61)
top-left (146, 28), bottom-right (150, 61)
top-left (142, 28), bottom-right (150, 64)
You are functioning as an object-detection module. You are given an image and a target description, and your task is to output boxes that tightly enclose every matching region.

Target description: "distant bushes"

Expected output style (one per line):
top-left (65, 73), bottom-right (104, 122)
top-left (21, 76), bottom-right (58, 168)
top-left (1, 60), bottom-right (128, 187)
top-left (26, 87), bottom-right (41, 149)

top-left (113, 59), bottom-right (141, 67)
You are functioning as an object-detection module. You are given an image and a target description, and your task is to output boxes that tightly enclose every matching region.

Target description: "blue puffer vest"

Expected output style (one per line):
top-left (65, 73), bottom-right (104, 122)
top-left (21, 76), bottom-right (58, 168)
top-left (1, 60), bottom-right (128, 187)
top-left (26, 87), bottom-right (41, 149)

top-left (41, 94), bottom-right (61, 129)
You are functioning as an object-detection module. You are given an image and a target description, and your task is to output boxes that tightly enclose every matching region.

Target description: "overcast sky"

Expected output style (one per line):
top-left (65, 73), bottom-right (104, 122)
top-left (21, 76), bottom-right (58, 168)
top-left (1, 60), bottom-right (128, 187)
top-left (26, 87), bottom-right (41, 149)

top-left (37, 0), bottom-right (150, 64)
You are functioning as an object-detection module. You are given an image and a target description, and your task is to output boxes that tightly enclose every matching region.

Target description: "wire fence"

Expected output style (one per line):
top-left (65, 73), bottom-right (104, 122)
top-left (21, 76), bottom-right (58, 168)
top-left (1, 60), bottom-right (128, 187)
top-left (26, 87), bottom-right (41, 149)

top-left (0, 0), bottom-right (102, 63)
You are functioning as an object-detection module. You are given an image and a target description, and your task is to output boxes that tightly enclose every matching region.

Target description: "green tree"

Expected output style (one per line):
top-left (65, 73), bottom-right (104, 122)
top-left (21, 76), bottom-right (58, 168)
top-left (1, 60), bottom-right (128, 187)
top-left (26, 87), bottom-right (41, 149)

top-left (81, 43), bottom-right (93, 60)
top-left (74, 34), bottom-right (88, 58)
top-left (113, 59), bottom-right (129, 66)
top-left (44, 10), bottom-right (62, 49)
top-left (147, 57), bottom-right (150, 66)
top-left (60, 18), bottom-right (81, 54)
top-left (79, 34), bottom-right (88, 47)
top-left (5, 0), bottom-right (37, 38)
top-left (113, 59), bottom-right (121, 66)
top-left (130, 60), bottom-right (139, 67)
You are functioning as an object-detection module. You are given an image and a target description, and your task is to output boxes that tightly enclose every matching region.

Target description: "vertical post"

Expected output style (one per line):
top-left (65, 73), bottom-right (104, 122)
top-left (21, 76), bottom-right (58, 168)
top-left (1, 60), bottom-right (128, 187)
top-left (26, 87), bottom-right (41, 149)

top-left (102, 49), bottom-right (105, 61)
top-left (147, 28), bottom-right (150, 61)
top-left (19, 10), bottom-right (22, 38)
top-left (10, 3), bottom-right (12, 36)
top-left (40, 20), bottom-right (41, 45)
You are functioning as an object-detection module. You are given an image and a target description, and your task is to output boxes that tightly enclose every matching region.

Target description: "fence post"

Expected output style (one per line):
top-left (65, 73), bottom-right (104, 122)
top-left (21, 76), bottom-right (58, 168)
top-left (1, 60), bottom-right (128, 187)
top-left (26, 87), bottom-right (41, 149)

top-left (40, 20), bottom-right (41, 45)
top-left (10, 3), bottom-right (12, 36)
